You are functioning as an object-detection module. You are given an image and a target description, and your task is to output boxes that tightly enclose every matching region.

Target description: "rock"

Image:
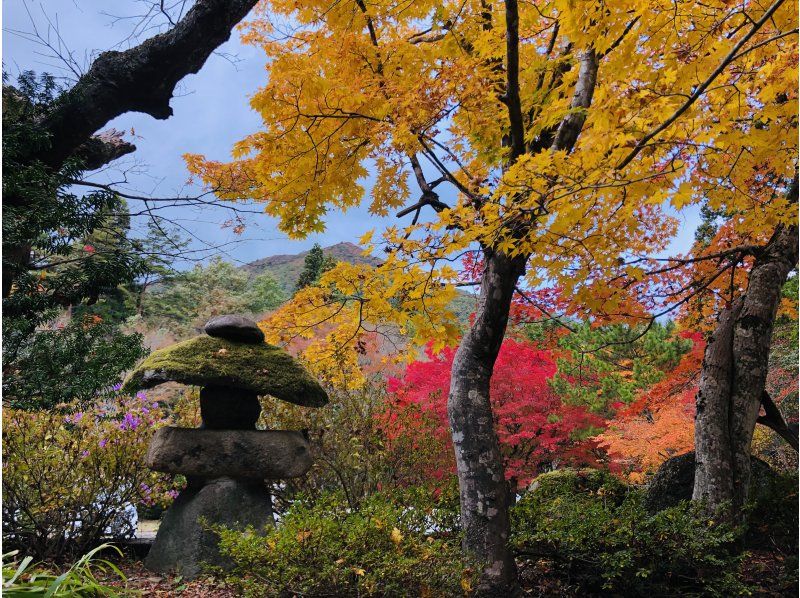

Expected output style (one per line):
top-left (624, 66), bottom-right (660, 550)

top-left (645, 451), bottom-right (779, 513)
top-left (144, 477), bottom-right (274, 579)
top-left (146, 427), bottom-right (313, 479)
top-left (199, 386), bottom-right (261, 429)
top-left (122, 335), bottom-right (328, 407)
top-left (528, 468), bottom-right (628, 503)
top-left (204, 315), bottom-right (265, 344)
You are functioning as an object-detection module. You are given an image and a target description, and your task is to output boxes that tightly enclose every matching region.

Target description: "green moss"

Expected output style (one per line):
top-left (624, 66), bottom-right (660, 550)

top-left (122, 336), bottom-right (327, 407)
top-left (527, 468), bottom-right (628, 502)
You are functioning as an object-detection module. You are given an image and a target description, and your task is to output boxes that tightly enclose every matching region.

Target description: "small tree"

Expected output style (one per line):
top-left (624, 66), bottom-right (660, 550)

top-left (3, 316), bottom-right (147, 411)
top-left (389, 339), bottom-right (604, 494)
top-left (295, 243), bottom-right (336, 292)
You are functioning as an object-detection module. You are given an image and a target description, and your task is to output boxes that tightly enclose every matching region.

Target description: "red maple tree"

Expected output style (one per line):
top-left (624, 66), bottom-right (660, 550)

top-left (385, 339), bottom-right (605, 492)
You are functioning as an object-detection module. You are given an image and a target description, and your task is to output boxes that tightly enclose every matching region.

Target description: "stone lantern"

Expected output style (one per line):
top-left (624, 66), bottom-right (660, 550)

top-left (122, 315), bottom-right (327, 578)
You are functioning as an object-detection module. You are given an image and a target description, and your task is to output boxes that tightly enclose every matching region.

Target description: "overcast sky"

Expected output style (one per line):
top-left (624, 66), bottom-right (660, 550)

top-left (3, 0), bottom-right (700, 269)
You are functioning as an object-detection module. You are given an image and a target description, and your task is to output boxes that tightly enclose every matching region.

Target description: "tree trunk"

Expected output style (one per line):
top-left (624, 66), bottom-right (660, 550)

top-left (693, 177), bottom-right (798, 512)
top-left (448, 249), bottom-right (526, 596)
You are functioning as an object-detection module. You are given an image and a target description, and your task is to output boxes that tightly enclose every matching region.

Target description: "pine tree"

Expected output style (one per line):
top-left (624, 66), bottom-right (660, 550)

top-left (295, 243), bottom-right (335, 292)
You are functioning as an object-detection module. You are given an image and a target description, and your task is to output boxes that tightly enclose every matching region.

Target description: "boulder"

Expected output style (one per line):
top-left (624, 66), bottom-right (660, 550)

top-left (645, 451), bottom-right (779, 513)
top-left (527, 468), bottom-right (628, 503)
top-left (204, 315), bottom-right (265, 344)
top-left (144, 477), bottom-right (274, 578)
top-left (145, 427), bottom-right (313, 478)
top-left (122, 335), bottom-right (328, 407)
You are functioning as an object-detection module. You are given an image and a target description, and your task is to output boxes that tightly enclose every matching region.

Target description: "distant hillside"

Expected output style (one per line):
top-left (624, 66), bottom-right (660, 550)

top-left (241, 242), bottom-right (383, 294)
top-left (139, 242), bottom-right (474, 339)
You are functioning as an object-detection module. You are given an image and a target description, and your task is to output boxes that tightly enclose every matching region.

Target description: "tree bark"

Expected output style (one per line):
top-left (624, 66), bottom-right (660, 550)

top-left (448, 249), bottom-right (527, 597)
top-left (34, 0), bottom-right (260, 170)
top-left (693, 176), bottom-right (798, 512)
top-left (4, 0), bottom-right (259, 299)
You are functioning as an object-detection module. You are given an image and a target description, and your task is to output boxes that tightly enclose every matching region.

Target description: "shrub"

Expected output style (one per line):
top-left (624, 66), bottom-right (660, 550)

top-left (2, 392), bottom-right (180, 561)
top-left (2, 544), bottom-right (126, 597)
top-left (215, 488), bottom-right (473, 597)
top-left (511, 469), bottom-right (749, 596)
top-left (745, 469), bottom-right (799, 551)
top-left (2, 316), bottom-right (147, 411)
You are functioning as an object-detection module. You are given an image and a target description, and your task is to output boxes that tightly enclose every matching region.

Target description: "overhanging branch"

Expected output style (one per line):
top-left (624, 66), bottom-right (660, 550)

top-left (35, 0), bottom-right (260, 169)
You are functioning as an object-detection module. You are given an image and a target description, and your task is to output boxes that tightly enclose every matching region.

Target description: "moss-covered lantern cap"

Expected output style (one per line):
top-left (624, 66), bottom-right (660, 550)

top-left (122, 335), bottom-right (328, 408)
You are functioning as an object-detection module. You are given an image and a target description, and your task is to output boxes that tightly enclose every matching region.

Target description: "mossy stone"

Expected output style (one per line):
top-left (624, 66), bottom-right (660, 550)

top-left (528, 468), bottom-right (628, 503)
top-left (122, 336), bottom-right (327, 407)
top-left (645, 451), bottom-right (778, 513)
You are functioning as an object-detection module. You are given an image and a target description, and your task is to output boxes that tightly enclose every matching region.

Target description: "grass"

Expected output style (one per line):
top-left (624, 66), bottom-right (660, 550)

top-left (2, 544), bottom-right (129, 596)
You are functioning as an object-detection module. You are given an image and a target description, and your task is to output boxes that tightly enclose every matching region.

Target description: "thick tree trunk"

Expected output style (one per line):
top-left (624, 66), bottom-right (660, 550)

top-left (448, 249), bottom-right (527, 596)
top-left (693, 298), bottom-right (741, 508)
top-left (693, 177), bottom-right (798, 512)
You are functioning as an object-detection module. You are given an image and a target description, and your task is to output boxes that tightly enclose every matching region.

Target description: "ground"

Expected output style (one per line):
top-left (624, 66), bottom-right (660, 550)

top-left (104, 560), bottom-right (237, 597)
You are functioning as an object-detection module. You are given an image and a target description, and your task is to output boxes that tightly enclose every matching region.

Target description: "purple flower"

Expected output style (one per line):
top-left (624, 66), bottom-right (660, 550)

top-left (168, 490), bottom-right (179, 499)
top-left (64, 412), bottom-right (84, 424)
top-left (98, 438), bottom-right (107, 448)
top-left (136, 391), bottom-right (147, 401)
top-left (81, 450), bottom-right (90, 458)
top-left (112, 383), bottom-right (122, 391)
top-left (119, 412), bottom-right (141, 431)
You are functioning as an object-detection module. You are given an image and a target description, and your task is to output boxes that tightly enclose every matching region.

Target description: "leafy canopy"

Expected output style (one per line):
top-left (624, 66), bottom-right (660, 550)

top-left (187, 0), bottom-right (797, 344)
top-left (3, 72), bottom-right (150, 349)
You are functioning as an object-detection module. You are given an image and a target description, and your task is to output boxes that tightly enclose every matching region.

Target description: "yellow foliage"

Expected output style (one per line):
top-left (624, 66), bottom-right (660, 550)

top-left (187, 0), bottom-right (797, 343)
top-left (259, 261), bottom-right (459, 387)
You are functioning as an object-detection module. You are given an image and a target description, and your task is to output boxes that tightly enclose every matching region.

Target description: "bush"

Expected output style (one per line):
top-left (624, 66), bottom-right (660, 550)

top-left (2, 544), bottom-right (126, 597)
top-left (215, 488), bottom-right (473, 597)
top-left (745, 469), bottom-right (799, 550)
top-left (2, 392), bottom-right (180, 561)
top-left (2, 316), bottom-right (147, 410)
top-left (511, 469), bottom-right (748, 596)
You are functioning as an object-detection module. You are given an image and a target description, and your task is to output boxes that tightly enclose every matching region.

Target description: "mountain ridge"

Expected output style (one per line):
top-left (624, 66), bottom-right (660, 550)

top-left (241, 241), bottom-right (383, 293)
top-left (240, 241), bottom-right (476, 321)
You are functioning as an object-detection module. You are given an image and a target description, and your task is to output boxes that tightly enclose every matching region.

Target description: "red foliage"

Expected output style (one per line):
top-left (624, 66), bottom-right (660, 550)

top-left (385, 339), bottom-right (605, 490)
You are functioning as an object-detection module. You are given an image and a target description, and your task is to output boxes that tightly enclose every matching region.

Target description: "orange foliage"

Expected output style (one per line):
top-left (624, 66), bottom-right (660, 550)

top-left (594, 332), bottom-right (704, 483)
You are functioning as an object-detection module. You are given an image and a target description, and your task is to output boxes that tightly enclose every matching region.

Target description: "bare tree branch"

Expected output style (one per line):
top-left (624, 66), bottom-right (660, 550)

top-left (758, 390), bottom-right (799, 451)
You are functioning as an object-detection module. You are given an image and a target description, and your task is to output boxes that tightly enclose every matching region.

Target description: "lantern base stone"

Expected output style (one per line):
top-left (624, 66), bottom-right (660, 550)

top-left (144, 476), bottom-right (274, 579)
